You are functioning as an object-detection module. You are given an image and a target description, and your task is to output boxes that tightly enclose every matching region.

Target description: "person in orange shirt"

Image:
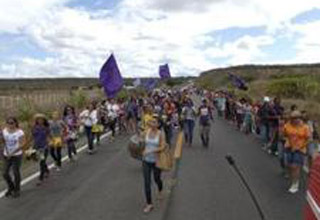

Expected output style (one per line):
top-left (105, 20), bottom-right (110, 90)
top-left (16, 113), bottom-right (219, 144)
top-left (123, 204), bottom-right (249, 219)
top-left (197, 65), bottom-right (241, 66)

top-left (283, 111), bottom-right (311, 194)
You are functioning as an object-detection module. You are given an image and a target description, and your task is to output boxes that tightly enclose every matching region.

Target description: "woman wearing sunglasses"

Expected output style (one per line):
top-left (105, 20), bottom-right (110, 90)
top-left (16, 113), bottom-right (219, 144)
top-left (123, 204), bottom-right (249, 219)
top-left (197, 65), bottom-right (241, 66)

top-left (2, 117), bottom-right (25, 198)
top-left (141, 115), bottom-right (165, 213)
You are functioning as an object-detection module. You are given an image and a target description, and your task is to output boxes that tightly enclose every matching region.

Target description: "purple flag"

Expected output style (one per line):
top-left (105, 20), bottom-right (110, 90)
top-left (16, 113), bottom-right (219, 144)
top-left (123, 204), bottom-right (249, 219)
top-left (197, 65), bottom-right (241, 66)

top-left (228, 73), bottom-right (248, 91)
top-left (99, 54), bottom-right (123, 98)
top-left (159, 64), bottom-right (171, 79)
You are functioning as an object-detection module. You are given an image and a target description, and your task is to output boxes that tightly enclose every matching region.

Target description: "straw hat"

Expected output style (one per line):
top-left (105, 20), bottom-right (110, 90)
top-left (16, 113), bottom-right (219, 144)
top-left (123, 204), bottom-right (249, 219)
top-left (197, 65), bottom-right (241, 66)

top-left (34, 113), bottom-right (47, 120)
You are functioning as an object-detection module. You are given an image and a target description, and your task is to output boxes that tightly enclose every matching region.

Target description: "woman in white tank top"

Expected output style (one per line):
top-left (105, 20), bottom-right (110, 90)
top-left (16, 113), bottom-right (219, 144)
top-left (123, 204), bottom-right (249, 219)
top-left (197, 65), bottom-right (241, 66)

top-left (141, 116), bottom-right (165, 213)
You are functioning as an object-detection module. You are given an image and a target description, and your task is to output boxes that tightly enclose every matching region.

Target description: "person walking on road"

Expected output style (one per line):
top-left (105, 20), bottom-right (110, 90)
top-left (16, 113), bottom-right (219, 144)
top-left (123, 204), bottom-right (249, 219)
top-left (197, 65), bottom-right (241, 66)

top-left (182, 98), bottom-right (197, 147)
top-left (283, 110), bottom-right (311, 194)
top-left (141, 116), bottom-right (165, 213)
top-left (63, 105), bottom-right (78, 161)
top-left (49, 111), bottom-right (65, 171)
top-left (198, 98), bottom-right (213, 148)
top-left (32, 114), bottom-right (51, 185)
top-left (79, 103), bottom-right (98, 154)
top-left (2, 117), bottom-right (25, 198)
top-left (107, 99), bottom-right (119, 142)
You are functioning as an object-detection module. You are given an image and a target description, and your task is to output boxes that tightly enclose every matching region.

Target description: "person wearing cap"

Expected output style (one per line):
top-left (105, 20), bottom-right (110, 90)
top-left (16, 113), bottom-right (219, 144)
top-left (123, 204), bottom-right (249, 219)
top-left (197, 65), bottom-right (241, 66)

top-left (283, 110), bottom-right (311, 193)
top-left (257, 96), bottom-right (272, 150)
top-left (32, 113), bottom-right (51, 185)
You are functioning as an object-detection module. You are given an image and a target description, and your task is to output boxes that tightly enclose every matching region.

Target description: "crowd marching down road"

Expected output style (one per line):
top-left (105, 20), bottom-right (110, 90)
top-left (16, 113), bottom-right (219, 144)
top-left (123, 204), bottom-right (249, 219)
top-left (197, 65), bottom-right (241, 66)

top-left (0, 85), bottom-right (319, 220)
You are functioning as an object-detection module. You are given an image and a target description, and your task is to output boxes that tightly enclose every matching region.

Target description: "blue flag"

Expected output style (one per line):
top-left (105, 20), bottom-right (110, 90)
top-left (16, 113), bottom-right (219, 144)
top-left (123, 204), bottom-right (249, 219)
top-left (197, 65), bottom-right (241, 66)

top-left (143, 78), bottom-right (158, 91)
top-left (159, 64), bottom-right (171, 79)
top-left (228, 73), bottom-right (248, 91)
top-left (99, 54), bottom-right (123, 98)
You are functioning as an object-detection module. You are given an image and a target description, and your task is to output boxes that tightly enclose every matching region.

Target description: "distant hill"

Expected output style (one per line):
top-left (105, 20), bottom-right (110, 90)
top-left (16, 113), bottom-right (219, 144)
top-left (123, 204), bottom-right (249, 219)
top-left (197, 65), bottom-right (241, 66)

top-left (0, 78), bottom-right (100, 91)
top-left (0, 76), bottom-right (194, 93)
top-left (196, 63), bottom-right (320, 120)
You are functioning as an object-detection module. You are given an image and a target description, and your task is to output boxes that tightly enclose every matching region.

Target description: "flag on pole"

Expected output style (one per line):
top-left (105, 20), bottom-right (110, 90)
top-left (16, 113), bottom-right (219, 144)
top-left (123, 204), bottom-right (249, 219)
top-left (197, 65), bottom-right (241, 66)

top-left (133, 78), bottom-right (141, 87)
top-left (99, 54), bottom-right (123, 98)
top-left (144, 78), bottom-right (158, 91)
top-left (228, 73), bottom-right (248, 91)
top-left (159, 64), bottom-right (171, 79)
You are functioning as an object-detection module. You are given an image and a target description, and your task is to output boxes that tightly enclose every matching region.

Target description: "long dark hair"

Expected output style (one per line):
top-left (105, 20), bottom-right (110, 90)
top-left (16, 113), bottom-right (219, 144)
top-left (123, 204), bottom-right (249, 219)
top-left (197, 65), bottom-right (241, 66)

top-left (63, 105), bottom-right (76, 117)
top-left (6, 117), bottom-right (19, 128)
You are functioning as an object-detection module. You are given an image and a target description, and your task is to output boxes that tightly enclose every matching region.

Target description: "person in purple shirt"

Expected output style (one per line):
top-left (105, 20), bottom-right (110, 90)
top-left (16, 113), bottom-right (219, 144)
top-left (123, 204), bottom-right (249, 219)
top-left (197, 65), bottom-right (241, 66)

top-left (32, 114), bottom-right (50, 185)
top-left (63, 105), bottom-right (78, 161)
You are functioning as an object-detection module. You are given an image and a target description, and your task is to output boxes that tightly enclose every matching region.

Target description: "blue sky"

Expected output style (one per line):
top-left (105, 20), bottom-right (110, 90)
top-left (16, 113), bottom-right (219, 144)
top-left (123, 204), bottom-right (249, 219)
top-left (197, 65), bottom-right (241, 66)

top-left (0, 0), bottom-right (319, 78)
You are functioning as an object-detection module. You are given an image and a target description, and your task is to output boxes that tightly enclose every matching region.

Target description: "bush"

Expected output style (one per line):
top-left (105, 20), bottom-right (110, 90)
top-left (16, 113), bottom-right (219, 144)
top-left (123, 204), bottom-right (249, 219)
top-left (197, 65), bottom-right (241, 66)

top-left (267, 77), bottom-right (320, 100)
top-left (17, 97), bottom-right (36, 122)
top-left (68, 89), bottom-right (88, 109)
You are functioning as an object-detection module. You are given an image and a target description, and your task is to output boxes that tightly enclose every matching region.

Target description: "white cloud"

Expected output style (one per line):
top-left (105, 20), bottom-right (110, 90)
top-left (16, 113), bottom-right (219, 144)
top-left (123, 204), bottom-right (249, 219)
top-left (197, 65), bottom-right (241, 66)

top-left (0, 0), bottom-right (68, 34)
top-left (290, 20), bottom-right (320, 63)
top-left (0, 0), bottom-right (319, 78)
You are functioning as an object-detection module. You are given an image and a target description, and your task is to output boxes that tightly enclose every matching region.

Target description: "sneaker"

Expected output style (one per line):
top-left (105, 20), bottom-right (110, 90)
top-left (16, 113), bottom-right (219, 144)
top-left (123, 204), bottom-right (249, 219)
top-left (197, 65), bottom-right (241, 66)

top-left (288, 182), bottom-right (299, 194)
top-left (36, 180), bottom-right (43, 186)
top-left (73, 155), bottom-right (78, 161)
top-left (143, 204), bottom-right (154, 214)
top-left (12, 191), bottom-right (20, 198)
top-left (4, 190), bottom-right (13, 198)
top-left (44, 171), bottom-right (50, 179)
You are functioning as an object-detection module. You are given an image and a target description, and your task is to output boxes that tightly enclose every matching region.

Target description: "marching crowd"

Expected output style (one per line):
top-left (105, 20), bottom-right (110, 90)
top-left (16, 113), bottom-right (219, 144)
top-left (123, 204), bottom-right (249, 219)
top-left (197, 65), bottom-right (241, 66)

top-left (1, 86), bottom-right (214, 212)
top-left (1, 85), bottom-right (319, 213)
top-left (210, 90), bottom-right (320, 194)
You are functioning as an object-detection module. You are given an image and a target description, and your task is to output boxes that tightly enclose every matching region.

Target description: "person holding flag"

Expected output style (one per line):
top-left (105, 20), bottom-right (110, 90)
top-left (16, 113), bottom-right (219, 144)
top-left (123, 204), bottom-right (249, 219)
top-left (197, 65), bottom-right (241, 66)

top-left (99, 53), bottom-right (123, 99)
top-left (159, 64), bottom-right (171, 79)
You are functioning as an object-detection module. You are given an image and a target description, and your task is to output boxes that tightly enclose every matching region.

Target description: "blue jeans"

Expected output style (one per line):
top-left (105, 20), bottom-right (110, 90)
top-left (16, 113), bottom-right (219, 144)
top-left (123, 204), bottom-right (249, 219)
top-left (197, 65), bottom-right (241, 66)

top-left (85, 126), bottom-right (94, 150)
top-left (184, 120), bottom-right (195, 144)
top-left (142, 161), bottom-right (163, 205)
top-left (260, 123), bottom-right (271, 144)
top-left (3, 155), bottom-right (22, 192)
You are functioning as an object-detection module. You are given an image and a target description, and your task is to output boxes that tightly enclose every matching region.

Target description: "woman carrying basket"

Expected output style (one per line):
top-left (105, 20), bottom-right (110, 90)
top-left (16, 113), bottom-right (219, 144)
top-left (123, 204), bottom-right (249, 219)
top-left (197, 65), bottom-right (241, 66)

top-left (140, 115), bottom-right (166, 213)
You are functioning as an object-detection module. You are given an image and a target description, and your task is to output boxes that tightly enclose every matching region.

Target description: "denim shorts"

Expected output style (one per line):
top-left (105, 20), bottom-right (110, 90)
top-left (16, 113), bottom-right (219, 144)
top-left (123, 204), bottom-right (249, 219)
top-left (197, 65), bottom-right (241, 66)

top-left (284, 148), bottom-right (305, 166)
top-left (307, 142), bottom-right (317, 157)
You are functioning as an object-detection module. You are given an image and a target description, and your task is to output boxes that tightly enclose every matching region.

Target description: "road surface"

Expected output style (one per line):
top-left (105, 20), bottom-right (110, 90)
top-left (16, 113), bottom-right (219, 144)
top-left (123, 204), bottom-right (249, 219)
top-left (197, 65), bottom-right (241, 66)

top-left (0, 116), bottom-right (305, 220)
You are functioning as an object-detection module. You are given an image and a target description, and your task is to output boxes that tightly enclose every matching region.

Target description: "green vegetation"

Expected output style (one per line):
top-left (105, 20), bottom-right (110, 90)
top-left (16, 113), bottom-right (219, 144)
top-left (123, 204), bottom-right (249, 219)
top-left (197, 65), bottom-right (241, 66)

top-left (266, 76), bottom-right (320, 101)
top-left (68, 89), bottom-right (88, 109)
top-left (17, 97), bottom-right (36, 122)
top-left (196, 64), bottom-right (320, 121)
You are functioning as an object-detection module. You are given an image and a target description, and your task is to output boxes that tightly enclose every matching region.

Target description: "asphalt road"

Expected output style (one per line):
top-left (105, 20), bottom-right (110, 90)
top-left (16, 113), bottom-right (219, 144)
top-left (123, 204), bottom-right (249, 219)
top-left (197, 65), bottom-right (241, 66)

top-left (164, 117), bottom-right (305, 220)
top-left (0, 115), bottom-right (305, 220)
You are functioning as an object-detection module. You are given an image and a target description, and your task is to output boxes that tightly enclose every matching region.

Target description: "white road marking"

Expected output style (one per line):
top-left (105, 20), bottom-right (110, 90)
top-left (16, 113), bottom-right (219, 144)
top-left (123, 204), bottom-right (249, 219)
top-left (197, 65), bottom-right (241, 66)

top-left (0, 131), bottom-right (113, 198)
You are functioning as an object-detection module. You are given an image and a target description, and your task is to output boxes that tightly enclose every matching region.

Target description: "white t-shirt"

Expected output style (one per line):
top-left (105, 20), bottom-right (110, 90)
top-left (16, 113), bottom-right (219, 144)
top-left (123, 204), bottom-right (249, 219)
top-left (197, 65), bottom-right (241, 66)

top-left (3, 128), bottom-right (24, 156)
top-left (107, 104), bottom-right (119, 119)
top-left (80, 109), bottom-right (98, 127)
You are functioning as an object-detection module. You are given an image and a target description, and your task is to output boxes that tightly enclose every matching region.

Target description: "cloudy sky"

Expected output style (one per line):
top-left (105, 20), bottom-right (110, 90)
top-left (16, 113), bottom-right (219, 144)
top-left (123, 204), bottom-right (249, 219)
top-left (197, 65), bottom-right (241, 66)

top-left (0, 0), bottom-right (319, 78)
